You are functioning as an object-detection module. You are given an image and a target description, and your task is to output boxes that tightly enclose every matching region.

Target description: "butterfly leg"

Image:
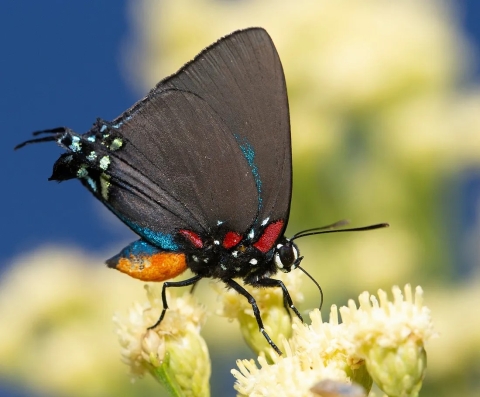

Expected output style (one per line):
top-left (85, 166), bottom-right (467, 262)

top-left (189, 279), bottom-right (201, 294)
top-left (282, 295), bottom-right (293, 320)
top-left (148, 275), bottom-right (202, 329)
top-left (225, 278), bottom-right (283, 355)
top-left (253, 277), bottom-right (304, 322)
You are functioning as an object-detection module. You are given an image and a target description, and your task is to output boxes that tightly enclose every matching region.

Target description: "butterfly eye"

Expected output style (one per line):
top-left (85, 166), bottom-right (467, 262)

top-left (274, 242), bottom-right (298, 273)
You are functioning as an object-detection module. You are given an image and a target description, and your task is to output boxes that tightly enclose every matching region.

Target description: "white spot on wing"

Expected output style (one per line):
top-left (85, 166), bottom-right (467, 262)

top-left (70, 136), bottom-right (81, 152)
top-left (76, 165), bottom-right (88, 178)
top-left (110, 138), bottom-right (123, 151)
top-left (87, 151), bottom-right (97, 161)
top-left (99, 156), bottom-right (111, 170)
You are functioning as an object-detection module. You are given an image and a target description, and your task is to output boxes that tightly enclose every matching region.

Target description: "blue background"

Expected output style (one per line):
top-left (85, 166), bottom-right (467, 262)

top-left (1, 1), bottom-right (479, 396)
top-left (1, 1), bottom-right (135, 271)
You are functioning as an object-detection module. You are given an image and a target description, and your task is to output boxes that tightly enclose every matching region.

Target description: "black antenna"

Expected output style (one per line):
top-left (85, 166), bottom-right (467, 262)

top-left (14, 127), bottom-right (69, 150)
top-left (297, 264), bottom-right (324, 310)
top-left (292, 219), bottom-right (350, 237)
top-left (292, 222), bottom-right (389, 241)
top-left (292, 220), bottom-right (388, 312)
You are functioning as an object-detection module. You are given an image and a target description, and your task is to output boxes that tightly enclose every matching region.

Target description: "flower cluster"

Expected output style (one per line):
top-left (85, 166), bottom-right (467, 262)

top-left (232, 284), bottom-right (435, 397)
top-left (114, 270), bottom-right (434, 397)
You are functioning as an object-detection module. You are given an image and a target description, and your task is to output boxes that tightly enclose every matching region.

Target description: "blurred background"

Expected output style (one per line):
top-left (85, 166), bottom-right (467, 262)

top-left (1, 0), bottom-right (480, 396)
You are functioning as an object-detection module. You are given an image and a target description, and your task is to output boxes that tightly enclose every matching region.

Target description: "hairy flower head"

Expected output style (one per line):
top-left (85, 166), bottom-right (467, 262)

top-left (114, 284), bottom-right (210, 397)
top-left (232, 284), bottom-right (435, 397)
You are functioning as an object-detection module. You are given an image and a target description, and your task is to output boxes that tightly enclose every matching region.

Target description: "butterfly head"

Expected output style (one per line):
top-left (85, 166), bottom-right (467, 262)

top-left (273, 238), bottom-right (301, 273)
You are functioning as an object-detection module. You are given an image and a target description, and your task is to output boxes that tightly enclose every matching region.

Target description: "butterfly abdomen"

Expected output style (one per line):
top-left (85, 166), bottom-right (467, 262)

top-left (106, 239), bottom-right (187, 282)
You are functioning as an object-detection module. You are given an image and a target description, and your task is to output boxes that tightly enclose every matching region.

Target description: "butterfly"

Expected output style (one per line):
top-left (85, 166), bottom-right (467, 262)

top-left (16, 28), bottom-right (387, 354)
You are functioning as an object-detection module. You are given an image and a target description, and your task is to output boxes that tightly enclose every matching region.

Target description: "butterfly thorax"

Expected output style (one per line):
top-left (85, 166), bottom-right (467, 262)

top-left (185, 240), bottom-right (276, 281)
top-left (180, 228), bottom-right (299, 283)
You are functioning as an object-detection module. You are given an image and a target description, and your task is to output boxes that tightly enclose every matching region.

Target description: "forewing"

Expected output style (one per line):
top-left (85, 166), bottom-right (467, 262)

top-left (102, 90), bottom-right (258, 240)
top-left (113, 28), bottom-right (292, 234)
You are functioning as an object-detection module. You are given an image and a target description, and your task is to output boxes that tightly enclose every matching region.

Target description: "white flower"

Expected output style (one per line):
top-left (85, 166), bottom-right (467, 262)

top-left (114, 285), bottom-right (210, 396)
top-left (232, 285), bottom-right (435, 397)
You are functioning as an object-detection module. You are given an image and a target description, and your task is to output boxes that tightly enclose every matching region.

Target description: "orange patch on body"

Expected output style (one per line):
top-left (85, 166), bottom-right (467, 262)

top-left (115, 252), bottom-right (187, 281)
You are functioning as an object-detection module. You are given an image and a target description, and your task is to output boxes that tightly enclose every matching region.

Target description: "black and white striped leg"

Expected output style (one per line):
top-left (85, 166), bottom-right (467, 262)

top-left (226, 278), bottom-right (283, 355)
top-left (148, 275), bottom-right (202, 330)
top-left (253, 277), bottom-right (304, 322)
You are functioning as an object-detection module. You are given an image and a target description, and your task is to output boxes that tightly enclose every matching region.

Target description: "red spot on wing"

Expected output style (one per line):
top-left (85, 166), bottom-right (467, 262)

top-left (223, 231), bottom-right (242, 249)
top-left (253, 220), bottom-right (284, 253)
top-left (179, 229), bottom-right (203, 248)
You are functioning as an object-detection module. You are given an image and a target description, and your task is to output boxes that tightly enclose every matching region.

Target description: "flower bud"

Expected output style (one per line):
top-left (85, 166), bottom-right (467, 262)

top-left (365, 338), bottom-right (426, 397)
